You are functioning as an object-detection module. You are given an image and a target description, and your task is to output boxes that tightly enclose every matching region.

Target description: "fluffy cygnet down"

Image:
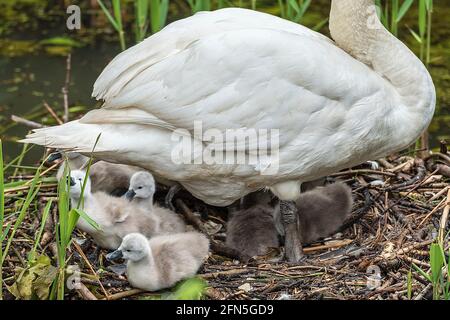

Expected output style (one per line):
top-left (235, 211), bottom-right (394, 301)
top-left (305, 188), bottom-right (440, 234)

top-left (125, 171), bottom-right (185, 234)
top-left (226, 205), bottom-right (279, 258)
top-left (274, 182), bottom-right (353, 244)
top-left (69, 170), bottom-right (183, 249)
top-left (106, 232), bottom-right (209, 291)
top-left (227, 183), bottom-right (353, 258)
top-left (55, 152), bottom-right (141, 196)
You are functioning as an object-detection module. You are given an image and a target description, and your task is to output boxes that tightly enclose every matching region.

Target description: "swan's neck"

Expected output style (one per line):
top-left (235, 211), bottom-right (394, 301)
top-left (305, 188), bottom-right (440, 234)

top-left (330, 0), bottom-right (435, 135)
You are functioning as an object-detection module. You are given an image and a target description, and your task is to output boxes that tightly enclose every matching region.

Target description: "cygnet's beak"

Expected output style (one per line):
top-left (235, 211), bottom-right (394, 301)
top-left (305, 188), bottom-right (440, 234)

top-left (125, 189), bottom-right (136, 201)
top-left (69, 177), bottom-right (76, 187)
top-left (106, 249), bottom-right (123, 261)
top-left (47, 151), bottom-right (62, 163)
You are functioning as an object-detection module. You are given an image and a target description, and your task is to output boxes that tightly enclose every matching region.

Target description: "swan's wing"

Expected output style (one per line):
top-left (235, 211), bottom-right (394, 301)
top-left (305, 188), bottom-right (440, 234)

top-left (92, 8), bottom-right (332, 101)
top-left (90, 9), bottom-right (392, 150)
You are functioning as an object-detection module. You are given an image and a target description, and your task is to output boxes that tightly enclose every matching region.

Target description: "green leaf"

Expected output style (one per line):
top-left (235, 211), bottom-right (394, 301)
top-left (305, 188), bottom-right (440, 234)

top-left (168, 277), bottom-right (207, 300)
top-left (397, 0), bottom-right (414, 22)
top-left (407, 268), bottom-right (413, 300)
top-left (97, 0), bottom-right (120, 31)
top-left (412, 263), bottom-right (432, 282)
top-left (408, 28), bottom-right (423, 43)
top-left (7, 255), bottom-right (57, 300)
top-left (71, 208), bottom-right (101, 231)
top-left (430, 243), bottom-right (444, 285)
top-left (40, 37), bottom-right (83, 48)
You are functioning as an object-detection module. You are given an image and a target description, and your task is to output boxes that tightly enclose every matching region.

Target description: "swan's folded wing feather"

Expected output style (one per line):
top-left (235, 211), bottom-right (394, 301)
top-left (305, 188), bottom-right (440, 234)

top-left (92, 8), bottom-right (332, 101)
top-left (93, 26), bottom-right (388, 147)
top-left (79, 108), bottom-right (177, 131)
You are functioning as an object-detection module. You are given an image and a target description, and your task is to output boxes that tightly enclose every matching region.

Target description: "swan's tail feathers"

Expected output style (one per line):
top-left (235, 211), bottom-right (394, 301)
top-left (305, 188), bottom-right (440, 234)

top-left (19, 121), bottom-right (105, 153)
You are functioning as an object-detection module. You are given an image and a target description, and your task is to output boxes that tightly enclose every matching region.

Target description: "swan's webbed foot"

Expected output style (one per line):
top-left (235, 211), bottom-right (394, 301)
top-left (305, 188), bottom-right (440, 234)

top-left (279, 200), bottom-right (304, 263)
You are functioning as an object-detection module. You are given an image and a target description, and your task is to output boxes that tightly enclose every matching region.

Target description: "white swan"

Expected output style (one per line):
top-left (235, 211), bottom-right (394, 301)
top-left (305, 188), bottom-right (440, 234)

top-left (22, 1), bottom-right (435, 261)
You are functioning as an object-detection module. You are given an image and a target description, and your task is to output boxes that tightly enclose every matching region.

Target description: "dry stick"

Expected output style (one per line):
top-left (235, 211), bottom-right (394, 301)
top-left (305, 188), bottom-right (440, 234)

top-left (303, 239), bottom-right (353, 254)
top-left (43, 101), bottom-right (63, 125)
top-left (414, 283), bottom-right (433, 300)
top-left (62, 54), bottom-right (71, 123)
top-left (175, 199), bottom-right (246, 261)
top-left (438, 189), bottom-right (450, 247)
top-left (101, 289), bottom-right (144, 301)
top-left (72, 242), bottom-right (109, 299)
top-left (418, 197), bottom-right (447, 227)
top-left (428, 186), bottom-right (449, 202)
top-left (201, 269), bottom-right (250, 279)
top-left (10, 115), bottom-right (43, 129)
top-left (378, 168), bottom-right (440, 219)
top-left (387, 159), bottom-right (426, 190)
top-left (330, 169), bottom-right (396, 177)
top-left (76, 283), bottom-right (98, 300)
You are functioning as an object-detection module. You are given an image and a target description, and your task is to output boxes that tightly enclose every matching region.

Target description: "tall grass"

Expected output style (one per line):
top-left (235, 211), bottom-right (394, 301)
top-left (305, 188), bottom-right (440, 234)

top-left (375, 0), bottom-right (414, 37)
top-left (52, 137), bottom-right (101, 300)
top-left (187, 0), bottom-right (212, 13)
top-left (97, 0), bottom-right (126, 50)
top-left (412, 243), bottom-right (449, 300)
top-left (278, 0), bottom-right (311, 23)
top-left (135, 0), bottom-right (149, 42)
top-left (150, 0), bottom-right (169, 34)
top-left (407, 0), bottom-right (434, 64)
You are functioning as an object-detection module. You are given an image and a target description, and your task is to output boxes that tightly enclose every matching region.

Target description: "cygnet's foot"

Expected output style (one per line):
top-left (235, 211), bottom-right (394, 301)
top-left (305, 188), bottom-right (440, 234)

top-left (280, 200), bottom-right (304, 263)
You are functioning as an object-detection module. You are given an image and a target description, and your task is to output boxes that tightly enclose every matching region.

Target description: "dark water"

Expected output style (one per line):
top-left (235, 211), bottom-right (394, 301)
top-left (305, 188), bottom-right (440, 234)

top-left (0, 1), bottom-right (449, 164)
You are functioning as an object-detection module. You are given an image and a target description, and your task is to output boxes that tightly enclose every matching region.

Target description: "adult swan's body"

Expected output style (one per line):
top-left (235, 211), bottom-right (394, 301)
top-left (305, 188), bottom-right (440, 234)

top-left (23, 0), bottom-right (436, 261)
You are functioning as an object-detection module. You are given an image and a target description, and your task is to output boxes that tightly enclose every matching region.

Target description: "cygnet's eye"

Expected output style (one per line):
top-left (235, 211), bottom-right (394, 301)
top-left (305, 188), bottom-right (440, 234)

top-left (138, 186), bottom-right (143, 190)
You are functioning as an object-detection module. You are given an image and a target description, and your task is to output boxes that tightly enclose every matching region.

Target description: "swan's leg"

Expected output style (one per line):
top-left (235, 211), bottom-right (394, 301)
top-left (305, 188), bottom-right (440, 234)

top-left (279, 200), bottom-right (303, 262)
top-left (165, 183), bottom-right (181, 211)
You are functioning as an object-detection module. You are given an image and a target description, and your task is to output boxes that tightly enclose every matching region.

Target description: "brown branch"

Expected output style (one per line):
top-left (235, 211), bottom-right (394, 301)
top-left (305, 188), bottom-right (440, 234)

top-left (43, 101), bottom-right (64, 125)
top-left (438, 189), bottom-right (450, 247)
top-left (11, 115), bottom-right (43, 129)
top-left (62, 54), bottom-right (71, 123)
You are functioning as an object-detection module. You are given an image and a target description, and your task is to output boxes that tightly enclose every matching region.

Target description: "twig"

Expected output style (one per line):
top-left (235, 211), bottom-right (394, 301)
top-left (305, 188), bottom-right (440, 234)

top-left (414, 283), bottom-right (433, 300)
top-left (62, 54), bottom-right (71, 123)
top-left (201, 269), bottom-right (250, 279)
top-left (418, 197), bottom-right (447, 227)
top-left (331, 169), bottom-right (395, 177)
top-left (76, 283), bottom-right (98, 300)
top-left (438, 189), bottom-right (450, 247)
top-left (175, 199), bottom-right (208, 234)
top-left (387, 159), bottom-right (426, 190)
top-left (303, 239), bottom-right (353, 253)
top-left (72, 241), bottom-right (109, 299)
top-left (43, 101), bottom-right (63, 125)
top-left (11, 115), bottom-right (43, 129)
top-left (102, 289), bottom-right (144, 300)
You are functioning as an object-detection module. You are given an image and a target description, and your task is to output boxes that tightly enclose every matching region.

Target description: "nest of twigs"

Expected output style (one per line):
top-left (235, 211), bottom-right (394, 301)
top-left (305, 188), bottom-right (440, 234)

top-left (2, 145), bottom-right (450, 300)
